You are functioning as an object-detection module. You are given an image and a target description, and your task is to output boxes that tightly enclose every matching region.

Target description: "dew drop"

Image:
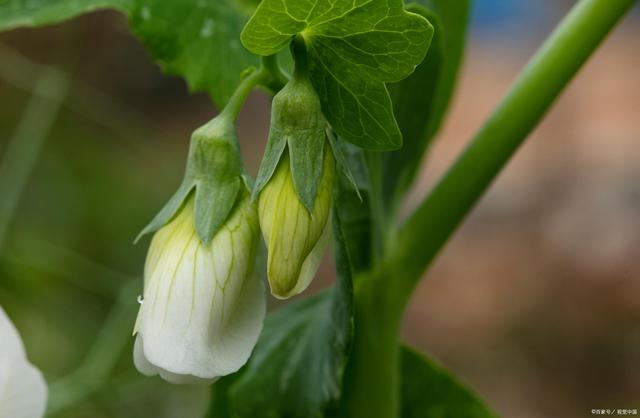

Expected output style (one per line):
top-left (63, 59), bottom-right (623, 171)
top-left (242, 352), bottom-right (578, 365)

top-left (137, 295), bottom-right (144, 305)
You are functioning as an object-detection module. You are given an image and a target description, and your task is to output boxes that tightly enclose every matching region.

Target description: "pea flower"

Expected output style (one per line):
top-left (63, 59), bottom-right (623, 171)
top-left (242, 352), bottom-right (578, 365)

top-left (134, 114), bottom-right (265, 383)
top-left (0, 306), bottom-right (47, 418)
top-left (253, 63), bottom-right (336, 299)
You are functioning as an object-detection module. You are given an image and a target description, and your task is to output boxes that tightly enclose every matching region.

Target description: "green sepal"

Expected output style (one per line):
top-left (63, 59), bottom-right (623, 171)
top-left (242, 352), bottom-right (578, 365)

top-left (252, 128), bottom-right (287, 201)
top-left (253, 73), bottom-right (327, 213)
top-left (136, 115), bottom-right (245, 244)
top-left (288, 126), bottom-right (326, 213)
top-left (134, 181), bottom-right (194, 243)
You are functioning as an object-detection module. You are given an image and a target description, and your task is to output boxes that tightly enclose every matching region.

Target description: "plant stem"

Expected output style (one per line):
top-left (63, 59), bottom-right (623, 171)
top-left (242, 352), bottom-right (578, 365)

top-left (343, 269), bottom-right (404, 418)
top-left (48, 281), bottom-right (139, 415)
top-left (261, 54), bottom-right (288, 91)
top-left (0, 69), bottom-right (68, 250)
top-left (221, 55), bottom-right (288, 121)
top-left (390, 0), bottom-right (637, 301)
top-left (219, 67), bottom-right (268, 121)
top-left (348, 0), bottom-right (636, 416)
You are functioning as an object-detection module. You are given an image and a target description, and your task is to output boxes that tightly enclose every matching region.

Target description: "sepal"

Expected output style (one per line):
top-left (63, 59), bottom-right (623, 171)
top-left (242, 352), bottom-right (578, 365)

top-left (137, 114), bottom-right (246, 244)
top-left (253, 72), bottom-right (327, 213)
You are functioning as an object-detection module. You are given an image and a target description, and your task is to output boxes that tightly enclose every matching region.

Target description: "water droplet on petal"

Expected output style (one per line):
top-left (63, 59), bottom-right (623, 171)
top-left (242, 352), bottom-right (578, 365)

top-left (137, 295), bottom-right (144, 305)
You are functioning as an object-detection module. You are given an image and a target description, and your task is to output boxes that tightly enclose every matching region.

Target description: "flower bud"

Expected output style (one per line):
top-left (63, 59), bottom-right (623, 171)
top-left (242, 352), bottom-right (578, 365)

top-left (133, 193), bottom-right (264, 383)
top-left (259, 146), bottom-right (334, 299)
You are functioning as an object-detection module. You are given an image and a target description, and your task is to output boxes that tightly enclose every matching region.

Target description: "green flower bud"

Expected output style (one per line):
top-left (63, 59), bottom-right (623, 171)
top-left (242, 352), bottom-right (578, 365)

top-left (259, 145), bottom-right (335, 299)
top-left (253, 42), bottom-right (335, 299)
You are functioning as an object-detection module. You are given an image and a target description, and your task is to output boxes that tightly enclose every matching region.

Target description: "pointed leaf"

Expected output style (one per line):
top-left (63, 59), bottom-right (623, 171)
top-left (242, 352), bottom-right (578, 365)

top-left (0, 0), bottom-right (258, 108)
top-left (401, 346), bottom-right (497, 418)
top-left (242, 0), bottom-right (434, 150)
top-left (384, 0), bottom-right (471, 207)
top-left (128, 0), bottom-right (258, 107)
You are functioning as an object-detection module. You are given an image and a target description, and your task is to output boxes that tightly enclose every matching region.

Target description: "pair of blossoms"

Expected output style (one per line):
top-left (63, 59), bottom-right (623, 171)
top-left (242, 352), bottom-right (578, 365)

top-left (0, 75), bottom-right (330, 417)
top-left (134, 71), bottom-right (335, 383)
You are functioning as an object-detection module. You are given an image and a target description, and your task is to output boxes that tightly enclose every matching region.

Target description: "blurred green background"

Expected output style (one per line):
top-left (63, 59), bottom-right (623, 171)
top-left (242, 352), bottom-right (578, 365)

top-left (1, 1), bottom-right (639, 417)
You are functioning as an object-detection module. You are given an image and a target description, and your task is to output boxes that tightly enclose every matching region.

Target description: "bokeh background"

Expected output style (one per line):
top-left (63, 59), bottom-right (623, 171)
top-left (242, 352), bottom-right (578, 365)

top-left (0, 1), bottom-right (638, 417)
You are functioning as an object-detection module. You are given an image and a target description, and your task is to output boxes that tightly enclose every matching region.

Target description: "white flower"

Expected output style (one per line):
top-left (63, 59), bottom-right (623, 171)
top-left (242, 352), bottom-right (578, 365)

top-left (0, 306), bottom-right (48, 418)
top-left (133, 194), bottom-right (265, 384)
top-left (259, 147), bottom-right (334, 299)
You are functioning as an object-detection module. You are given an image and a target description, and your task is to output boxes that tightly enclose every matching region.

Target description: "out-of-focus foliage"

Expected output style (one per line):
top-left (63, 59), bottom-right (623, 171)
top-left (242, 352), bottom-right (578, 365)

top-left (0, 0), bottom-right (256, 107)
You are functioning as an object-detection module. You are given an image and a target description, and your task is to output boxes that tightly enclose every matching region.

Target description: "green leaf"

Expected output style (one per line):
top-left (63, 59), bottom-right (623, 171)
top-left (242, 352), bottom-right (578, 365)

top-left (241, 0), bottom-right (434, 150)
top-left (414, 0), bottom-right (470, 119)
top-left (128, 0), bottom-right (258, 107)
top-left (0, 0), bottom-right (131, 31)
top-left (330, 135), bottom-right (372, 273)
top-left (206, 372), bottom-right (238, 418)
top-left (0, 0), bottom-right (259, 108)
top-left (384, 0), bottom-right (470, 208)
top-left (226, 201), bottom-right (354, 418)
top-left (401, 346), bottom-right (497, 418)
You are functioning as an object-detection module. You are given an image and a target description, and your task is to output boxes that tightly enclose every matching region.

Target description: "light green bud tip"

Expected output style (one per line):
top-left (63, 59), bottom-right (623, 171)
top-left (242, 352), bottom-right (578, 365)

top-left (258, 145), bottom-right (335, 299)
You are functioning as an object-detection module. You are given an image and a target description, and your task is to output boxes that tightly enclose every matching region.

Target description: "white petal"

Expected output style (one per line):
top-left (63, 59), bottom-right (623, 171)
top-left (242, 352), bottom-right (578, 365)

top-left (133, 337), bottom-right (214, 384)
top-left (0, 306), bottom-right (26, 358)
top-left (0, 359), bottom-right (47, 418)
top-left (134, 197), bottom-right (265, 382)
top-left (0, 307), bottom-right (48, 418)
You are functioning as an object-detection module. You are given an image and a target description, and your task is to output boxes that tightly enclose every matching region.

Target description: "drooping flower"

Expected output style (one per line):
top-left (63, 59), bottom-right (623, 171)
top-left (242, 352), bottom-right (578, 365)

top-left (0, 306), bottom-right (48, 418)
top-left (133, 194), bottom-right (264, 383)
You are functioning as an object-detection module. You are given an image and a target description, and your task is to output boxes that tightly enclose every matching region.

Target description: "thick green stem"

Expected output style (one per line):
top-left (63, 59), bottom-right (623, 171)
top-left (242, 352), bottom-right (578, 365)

top-left (343, 270), bottom-right (405, 418)
top-left (390, 0), bottom-right (636, 299)
top-left (347, 1), bottom-right (636, 417)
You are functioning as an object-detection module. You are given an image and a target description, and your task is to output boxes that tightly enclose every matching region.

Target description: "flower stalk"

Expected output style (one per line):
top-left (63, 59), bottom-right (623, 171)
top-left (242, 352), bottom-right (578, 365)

top-left (346, 0), bottom-right (638, 416)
